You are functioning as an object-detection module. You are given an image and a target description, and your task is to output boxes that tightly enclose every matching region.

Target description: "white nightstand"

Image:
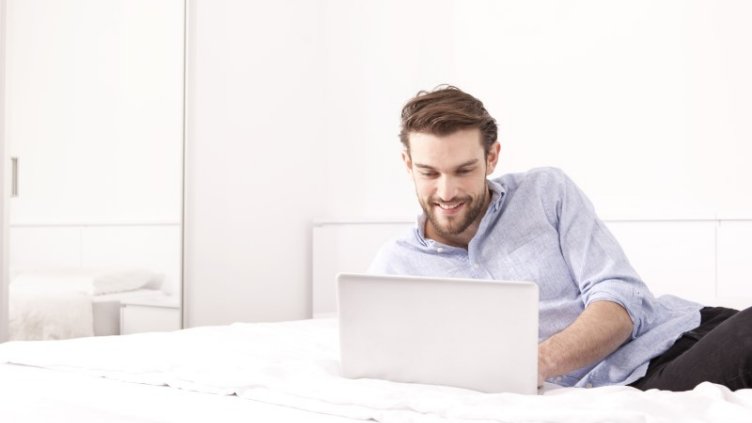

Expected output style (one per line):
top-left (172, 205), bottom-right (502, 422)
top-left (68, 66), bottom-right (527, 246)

top-left (120, 295), bottom-right (181, 335)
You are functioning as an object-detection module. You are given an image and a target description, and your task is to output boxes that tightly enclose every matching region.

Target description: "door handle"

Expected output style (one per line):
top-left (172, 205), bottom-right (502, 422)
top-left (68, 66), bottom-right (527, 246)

top-left (11, 157), bottom-right (18, 197)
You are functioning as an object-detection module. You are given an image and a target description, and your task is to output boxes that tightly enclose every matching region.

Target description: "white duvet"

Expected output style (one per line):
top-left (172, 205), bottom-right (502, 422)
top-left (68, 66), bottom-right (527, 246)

top-left (1, 318), bottom-right (750, 423)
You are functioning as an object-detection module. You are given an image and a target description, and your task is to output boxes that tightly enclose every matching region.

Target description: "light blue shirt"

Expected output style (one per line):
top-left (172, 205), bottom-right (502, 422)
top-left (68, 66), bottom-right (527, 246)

top-left (368, 167), bottom-right (702, 387)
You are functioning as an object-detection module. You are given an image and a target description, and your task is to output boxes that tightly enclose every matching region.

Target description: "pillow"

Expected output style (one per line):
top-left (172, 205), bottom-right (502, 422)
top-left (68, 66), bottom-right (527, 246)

top-left (10, 268), bottom-right (164, 295)
top-left (91, 268), bottom-right (164, 295)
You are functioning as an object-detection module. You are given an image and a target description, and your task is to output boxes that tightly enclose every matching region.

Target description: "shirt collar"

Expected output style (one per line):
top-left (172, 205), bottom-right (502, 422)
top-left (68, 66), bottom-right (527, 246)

top-left (414, 213), bottom-right (431, 247)
top-left (487, 177), bottom-right (507, 213)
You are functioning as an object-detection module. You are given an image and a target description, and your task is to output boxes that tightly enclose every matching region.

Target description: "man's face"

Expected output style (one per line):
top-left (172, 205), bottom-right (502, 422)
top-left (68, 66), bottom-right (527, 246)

top-left (403, 128), bottom-right (499, 245)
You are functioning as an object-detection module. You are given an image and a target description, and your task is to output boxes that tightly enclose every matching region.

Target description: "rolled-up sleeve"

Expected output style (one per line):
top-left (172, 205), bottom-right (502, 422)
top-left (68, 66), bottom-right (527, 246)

top-left (554, 170), bottom-right (653, 339)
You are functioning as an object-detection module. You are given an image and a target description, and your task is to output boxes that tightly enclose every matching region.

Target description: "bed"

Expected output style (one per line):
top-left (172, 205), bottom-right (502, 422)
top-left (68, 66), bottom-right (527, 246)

top-left (8, 223), bottom-right (183, 340)
top-left (1, 220), bottom-right (751, 421)
top-left (0, 318), bottom-right (751, 422)
top-left (8, 268), bottom-right (170, 340)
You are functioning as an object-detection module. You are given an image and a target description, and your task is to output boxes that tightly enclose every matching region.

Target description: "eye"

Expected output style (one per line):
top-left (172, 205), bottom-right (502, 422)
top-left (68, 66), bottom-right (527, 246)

top-left (420, 171), bottom-right (438, 178)
top-left (457, 167), bottom-right (474, 175)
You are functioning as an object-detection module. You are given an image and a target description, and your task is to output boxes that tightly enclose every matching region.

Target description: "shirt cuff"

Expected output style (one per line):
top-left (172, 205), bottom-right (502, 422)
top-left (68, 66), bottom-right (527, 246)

top-left (584, 287), bottom-right (643, 339)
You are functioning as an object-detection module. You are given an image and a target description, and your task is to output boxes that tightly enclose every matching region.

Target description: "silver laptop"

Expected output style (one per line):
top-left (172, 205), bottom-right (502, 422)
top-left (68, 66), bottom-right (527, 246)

top-left (337, 273), bottom-right (539, 394)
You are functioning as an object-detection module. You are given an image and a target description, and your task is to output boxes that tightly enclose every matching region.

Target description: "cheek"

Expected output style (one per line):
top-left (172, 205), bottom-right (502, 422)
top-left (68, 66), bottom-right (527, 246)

top-left (463, 176), bottom-right (487, 197)
top-left (413, 179), bottom-right (435, 198)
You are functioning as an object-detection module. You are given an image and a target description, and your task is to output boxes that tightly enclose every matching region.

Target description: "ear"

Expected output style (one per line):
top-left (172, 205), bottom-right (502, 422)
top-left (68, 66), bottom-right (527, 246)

top-left (401, 150), bottom-right (413, 175)
top-left (485, 142), bottom-right (500, 175)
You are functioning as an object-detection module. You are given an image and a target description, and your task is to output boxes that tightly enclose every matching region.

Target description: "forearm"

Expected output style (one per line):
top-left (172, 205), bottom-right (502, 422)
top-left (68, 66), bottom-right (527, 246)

top-left (539, 300), bottom-right (634, 382)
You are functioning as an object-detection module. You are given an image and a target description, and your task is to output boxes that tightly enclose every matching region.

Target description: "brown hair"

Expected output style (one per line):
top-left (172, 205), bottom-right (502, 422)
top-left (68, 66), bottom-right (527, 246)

top-left (399, 85), bottom-right (498, 156)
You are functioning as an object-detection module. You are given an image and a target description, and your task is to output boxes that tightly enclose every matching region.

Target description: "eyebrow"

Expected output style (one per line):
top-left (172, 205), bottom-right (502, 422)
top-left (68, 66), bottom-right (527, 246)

top-left (414, 159), bottom-right (479, 171)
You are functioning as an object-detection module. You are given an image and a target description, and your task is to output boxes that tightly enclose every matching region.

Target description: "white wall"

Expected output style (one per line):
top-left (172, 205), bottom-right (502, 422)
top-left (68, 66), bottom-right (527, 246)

top-left (320, 0), bottom-right (752, 221)
top-left (186, 0), bottom-right (752, 325)
top-left (184, 0), bottom-right (326, 325)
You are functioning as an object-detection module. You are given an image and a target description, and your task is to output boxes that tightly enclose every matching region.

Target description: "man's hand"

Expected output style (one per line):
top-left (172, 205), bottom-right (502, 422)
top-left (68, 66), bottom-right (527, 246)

top-left (538, 300), bottom-right (634, 384)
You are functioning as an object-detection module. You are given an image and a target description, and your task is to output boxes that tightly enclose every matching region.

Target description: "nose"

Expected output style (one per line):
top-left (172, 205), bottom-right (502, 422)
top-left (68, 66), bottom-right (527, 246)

top-left (436, 175), bottom-right (458, 201)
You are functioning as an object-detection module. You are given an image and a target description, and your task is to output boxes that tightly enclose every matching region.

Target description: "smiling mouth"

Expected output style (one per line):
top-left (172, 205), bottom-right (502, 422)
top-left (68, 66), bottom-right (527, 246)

top-left (438, 201), bottom-right (461, 209)
top-left (435, 201), bottom-right (465, 213)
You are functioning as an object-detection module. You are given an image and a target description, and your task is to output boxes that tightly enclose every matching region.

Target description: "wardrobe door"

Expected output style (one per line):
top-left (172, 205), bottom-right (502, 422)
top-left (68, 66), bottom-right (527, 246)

top-left (4, 0), bottom-right (184, 340)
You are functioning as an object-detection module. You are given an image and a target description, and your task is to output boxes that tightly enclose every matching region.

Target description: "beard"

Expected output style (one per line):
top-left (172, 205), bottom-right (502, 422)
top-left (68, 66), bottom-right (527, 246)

top-left (420, 187), bottom-right (488, 240)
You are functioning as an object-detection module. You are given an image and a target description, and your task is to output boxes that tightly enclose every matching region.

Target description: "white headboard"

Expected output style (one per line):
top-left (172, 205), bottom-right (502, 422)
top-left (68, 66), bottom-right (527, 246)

top-left (312, 219), bottom-right (752, 317)
top-left (9, 223), bottom-right (182, 295)
top-left (312, 220), bottom-right (412, 317)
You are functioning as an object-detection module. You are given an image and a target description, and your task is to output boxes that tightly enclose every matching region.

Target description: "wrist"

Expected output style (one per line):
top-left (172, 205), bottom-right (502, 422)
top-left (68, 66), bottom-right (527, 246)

top-left (538, 341), bottom-right (558, 381)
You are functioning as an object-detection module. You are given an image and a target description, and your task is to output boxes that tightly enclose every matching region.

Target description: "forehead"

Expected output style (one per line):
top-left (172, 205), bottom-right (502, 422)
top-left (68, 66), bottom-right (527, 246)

top-left (407, 128), bottom-right (484, 168)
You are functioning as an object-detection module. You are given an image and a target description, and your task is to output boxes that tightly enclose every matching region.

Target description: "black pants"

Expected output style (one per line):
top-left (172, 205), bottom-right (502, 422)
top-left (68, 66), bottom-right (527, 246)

top-left (629, 306), bottom-right (752, 391)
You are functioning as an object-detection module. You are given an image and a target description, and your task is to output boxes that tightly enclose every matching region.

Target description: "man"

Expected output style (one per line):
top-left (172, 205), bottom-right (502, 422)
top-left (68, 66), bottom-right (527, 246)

top-left (369, 85), bottom-right (752, 390)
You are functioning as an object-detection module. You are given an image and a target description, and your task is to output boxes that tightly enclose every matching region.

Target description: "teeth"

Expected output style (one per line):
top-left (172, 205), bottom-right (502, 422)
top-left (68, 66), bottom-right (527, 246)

top-left (438, 202), bottom-right (462, 210)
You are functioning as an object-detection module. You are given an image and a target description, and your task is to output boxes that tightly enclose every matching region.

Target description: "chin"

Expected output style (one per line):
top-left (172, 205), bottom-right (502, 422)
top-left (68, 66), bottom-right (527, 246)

top-left (434, 220), bottom-right (465, 237)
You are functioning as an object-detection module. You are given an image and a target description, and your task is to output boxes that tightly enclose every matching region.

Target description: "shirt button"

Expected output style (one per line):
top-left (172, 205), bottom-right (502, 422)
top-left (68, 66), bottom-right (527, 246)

top-left (436, 247), bottom-right (444, 253)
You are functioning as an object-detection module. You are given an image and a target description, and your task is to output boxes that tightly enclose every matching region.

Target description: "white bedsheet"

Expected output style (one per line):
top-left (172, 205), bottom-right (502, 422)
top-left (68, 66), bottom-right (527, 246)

top-left (1, 318), bottom-right (750, 423)
top-left (0, 364), bottom-right (361, 423)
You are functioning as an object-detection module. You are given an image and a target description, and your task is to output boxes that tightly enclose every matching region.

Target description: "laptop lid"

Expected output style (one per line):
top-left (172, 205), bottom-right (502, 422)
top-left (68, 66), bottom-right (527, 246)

top-left (337, 273), bottom-right (539, 394)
